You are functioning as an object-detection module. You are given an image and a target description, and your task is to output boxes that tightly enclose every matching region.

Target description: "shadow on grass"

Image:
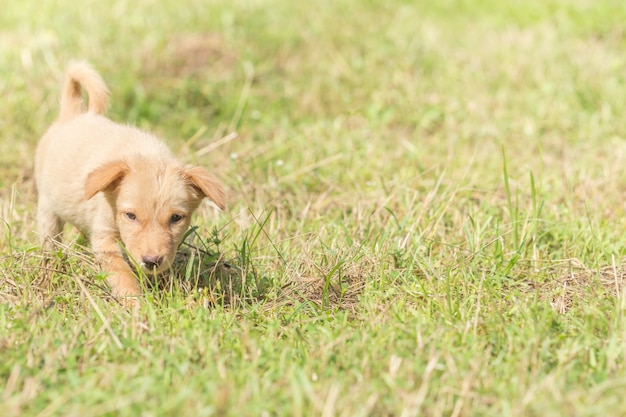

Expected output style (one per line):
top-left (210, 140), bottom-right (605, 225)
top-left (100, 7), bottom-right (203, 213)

top-left (0, 227), bottom-right (267, 311)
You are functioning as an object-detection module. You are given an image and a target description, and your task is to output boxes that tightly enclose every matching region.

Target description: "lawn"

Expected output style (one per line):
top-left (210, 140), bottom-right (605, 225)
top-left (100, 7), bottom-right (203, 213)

top-left (3, 0), bottom-right (626, 415)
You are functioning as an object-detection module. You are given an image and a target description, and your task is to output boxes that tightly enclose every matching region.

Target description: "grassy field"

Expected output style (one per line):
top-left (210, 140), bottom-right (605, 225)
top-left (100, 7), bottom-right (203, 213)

top-left (3, 0), bottom-right (626, 415)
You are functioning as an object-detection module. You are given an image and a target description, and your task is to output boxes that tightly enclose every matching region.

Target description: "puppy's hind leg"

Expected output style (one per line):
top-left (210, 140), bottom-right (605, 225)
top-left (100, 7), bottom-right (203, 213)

top-left (35, 199), bottom-right (65, 287)
top-left (37, 199), bottom-right (64, 251)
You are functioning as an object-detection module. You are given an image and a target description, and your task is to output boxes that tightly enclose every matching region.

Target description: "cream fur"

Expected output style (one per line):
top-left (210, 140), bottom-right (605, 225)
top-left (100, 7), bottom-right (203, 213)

top-left (34, 62), bottom-right (225, 306)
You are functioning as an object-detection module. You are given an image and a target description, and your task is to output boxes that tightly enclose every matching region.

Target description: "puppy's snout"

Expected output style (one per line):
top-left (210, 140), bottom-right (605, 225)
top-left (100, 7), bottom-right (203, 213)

top-left (141, 255), bottom-right (164, 270)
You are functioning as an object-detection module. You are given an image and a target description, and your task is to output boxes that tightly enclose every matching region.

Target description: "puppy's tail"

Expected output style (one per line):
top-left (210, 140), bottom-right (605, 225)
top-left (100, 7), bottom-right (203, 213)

top-left (59, 62), bottom-right (110, 120)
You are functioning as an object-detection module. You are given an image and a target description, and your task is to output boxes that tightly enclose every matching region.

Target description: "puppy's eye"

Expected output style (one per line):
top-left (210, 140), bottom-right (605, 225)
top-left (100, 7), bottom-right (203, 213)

top-left (125, 212), bottom-right (137, 221)
top-left (170, 214), bottom-right (184, 224)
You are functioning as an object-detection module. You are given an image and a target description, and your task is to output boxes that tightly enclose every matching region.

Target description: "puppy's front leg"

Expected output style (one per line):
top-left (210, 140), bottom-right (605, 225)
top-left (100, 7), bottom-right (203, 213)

top-left (91, 232), bottom-right (142, 303)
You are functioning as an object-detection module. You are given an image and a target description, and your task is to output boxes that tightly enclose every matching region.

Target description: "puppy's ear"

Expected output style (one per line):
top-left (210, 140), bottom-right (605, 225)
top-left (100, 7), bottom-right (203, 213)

top-left (181, 166), bottom-right (226, 210)
top-left (85, 161), bottom-right (129, 200)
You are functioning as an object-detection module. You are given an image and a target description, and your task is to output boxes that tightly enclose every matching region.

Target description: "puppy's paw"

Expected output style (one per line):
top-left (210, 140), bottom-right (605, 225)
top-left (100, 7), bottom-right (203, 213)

top-left (119, 295), bottom-right (142, 312)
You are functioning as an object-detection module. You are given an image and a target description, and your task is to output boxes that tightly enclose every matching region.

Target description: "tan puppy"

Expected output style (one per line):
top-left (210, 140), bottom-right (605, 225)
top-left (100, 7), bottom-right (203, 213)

top-left (35, 62), bottom-right (225, 303)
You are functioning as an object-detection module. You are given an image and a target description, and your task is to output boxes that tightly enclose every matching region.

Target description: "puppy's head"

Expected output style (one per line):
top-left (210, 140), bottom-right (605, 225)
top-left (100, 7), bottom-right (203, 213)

top-left (85, 157), bottom-right (225, 274)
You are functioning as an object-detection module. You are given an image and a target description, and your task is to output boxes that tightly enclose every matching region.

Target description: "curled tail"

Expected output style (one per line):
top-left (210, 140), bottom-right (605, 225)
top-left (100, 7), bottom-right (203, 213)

top-left (59, 62), bottom-right (110, 120)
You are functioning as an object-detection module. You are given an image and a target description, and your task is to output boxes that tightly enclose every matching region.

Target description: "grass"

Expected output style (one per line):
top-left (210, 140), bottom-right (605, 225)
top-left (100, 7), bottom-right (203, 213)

top-left (3, 0), bottom-right (626, 415)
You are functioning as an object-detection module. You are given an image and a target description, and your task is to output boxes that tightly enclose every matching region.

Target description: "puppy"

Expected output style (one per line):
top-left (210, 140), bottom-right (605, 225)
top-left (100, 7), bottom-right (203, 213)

top-left (35, 62), bottom-right (225, 304)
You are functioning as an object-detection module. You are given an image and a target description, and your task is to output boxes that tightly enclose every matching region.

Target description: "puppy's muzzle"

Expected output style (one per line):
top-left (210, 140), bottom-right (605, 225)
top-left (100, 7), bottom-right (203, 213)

top-left (141, 255), bottom-right (164, 271)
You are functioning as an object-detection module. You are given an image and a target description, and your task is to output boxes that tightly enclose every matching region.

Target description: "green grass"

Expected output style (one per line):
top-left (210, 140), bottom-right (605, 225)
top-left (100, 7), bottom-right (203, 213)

top-left (3, 0), bottom-right (626, 415)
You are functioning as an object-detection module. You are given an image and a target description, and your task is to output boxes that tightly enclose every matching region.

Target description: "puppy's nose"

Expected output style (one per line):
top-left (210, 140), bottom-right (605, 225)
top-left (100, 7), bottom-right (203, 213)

top-left (141, 255), bottom-right (163, 270)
